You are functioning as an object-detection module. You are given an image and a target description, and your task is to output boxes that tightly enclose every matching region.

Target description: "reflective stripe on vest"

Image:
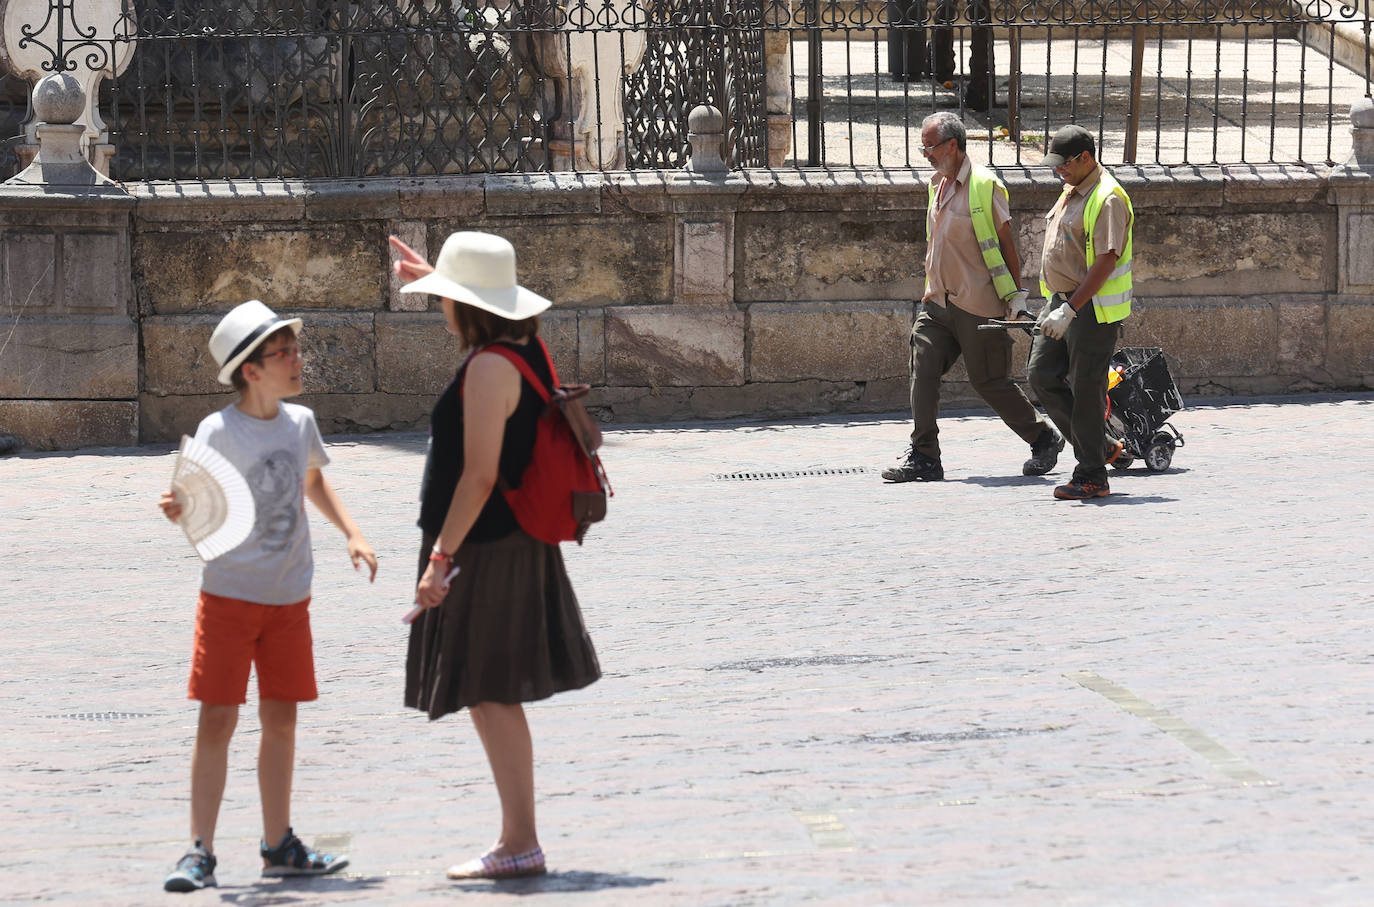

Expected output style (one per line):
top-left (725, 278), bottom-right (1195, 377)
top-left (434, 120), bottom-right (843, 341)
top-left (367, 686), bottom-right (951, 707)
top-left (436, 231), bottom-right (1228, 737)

top-left (924, 164), bottom-right (1019, 302)
top-left (1083, 171), bottom-right (1134, 324)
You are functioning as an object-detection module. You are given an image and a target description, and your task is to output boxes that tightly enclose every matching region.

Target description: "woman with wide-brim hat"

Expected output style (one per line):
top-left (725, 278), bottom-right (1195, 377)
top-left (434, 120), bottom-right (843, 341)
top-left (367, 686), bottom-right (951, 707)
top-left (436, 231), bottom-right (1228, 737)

top-left (391, 231), bottom-right (601, 880)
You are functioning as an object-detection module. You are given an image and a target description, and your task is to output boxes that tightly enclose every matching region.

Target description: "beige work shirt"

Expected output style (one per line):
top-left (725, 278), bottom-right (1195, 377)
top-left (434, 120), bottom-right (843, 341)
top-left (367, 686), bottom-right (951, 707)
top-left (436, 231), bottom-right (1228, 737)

top-left (1040, 164), bottom-right (1132, 295)
top-left (923, 156), bottom-right (1012, 318)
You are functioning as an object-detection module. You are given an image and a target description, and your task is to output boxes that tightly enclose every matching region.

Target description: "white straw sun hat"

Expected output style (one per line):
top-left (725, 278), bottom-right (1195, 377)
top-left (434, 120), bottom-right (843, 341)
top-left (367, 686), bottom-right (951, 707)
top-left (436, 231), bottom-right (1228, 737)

top-left (399, 231), bottom-right (551, 320)
top-left (209, 299), bottom-right (303, 386)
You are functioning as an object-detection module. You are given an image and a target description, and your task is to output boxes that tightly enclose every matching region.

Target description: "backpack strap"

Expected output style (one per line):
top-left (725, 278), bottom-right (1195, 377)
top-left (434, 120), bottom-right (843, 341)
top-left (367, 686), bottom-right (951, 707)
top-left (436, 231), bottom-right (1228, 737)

top-left (460, 338), bottom-right (557, 402)
top-left (534, 335), bottom-right (561, 388)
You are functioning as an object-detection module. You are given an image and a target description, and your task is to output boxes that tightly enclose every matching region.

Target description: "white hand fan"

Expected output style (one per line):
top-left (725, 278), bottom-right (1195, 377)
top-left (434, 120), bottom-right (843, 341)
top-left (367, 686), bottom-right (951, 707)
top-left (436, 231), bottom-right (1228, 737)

top-left (170, 435), bottom-right (257, 561)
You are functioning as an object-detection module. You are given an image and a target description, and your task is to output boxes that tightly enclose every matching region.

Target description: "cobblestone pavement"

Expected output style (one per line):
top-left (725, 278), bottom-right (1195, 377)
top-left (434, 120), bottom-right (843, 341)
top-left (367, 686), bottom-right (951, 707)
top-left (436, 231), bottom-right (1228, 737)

top-left (3, 395), bottom-right (1373, 906)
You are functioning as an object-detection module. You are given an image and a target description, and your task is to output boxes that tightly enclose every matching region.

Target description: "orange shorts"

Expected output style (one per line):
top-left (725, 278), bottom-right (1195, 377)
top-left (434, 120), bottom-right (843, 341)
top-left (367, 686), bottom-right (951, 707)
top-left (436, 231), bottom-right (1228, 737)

top-left (188, 591), bottom-right (318, 705)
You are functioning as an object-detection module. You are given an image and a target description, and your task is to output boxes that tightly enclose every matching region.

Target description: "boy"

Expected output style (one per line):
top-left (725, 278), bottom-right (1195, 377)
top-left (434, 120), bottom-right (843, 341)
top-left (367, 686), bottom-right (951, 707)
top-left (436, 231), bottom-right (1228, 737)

top-left (158, 299), bottom-right (377, 892)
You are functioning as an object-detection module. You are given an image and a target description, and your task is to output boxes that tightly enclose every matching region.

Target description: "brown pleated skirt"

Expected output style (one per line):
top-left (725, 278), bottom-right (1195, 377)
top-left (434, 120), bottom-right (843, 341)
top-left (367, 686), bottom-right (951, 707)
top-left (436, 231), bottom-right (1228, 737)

top-left (404, 530), bottom-right (600, 720)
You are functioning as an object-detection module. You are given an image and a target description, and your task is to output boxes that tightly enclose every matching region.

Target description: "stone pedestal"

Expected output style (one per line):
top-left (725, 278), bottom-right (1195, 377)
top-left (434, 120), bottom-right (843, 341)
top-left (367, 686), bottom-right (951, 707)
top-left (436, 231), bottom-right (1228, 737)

top-left (0, 73), bottom-right (136, 451)
top-left (1316, 101), bottom-right (1374, 391)
top-left (672, 106), bottom-right (741, 308)
top-left (1331, 101), bottom-right (1374, 297)
top-left (1348, 96), bottom-right (1374, 172)
top-left (670, 138), bottom-right (745, 309)
top-left (0, 192), bottom-right (138, 449)
top-left (764, 23), bottom-right (794, 167)
top-left (387, 219), bottom-right (429, 312)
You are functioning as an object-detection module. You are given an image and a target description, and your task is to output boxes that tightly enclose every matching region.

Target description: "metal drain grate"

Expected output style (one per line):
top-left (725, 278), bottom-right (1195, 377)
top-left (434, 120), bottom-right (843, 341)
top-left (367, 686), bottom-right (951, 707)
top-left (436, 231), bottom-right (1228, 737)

top-left (713, 467), bottom-right (874, 481)
top-left (42, 712), bottom-right (156, 721)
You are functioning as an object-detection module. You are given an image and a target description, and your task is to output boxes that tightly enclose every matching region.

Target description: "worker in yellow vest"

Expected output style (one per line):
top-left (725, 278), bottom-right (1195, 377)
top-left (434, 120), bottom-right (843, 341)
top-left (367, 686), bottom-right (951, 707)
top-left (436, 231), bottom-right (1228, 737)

top-left (1029, 125), bottom-right (1134, 500)
top-left (882, 111), bottom-right (1063, 484)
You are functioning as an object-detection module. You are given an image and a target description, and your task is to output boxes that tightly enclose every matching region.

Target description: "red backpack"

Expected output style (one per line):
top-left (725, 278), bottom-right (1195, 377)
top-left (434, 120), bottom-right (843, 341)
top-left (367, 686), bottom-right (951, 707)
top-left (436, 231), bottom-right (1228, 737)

top-left (464, 338), bottom-right (612, 545)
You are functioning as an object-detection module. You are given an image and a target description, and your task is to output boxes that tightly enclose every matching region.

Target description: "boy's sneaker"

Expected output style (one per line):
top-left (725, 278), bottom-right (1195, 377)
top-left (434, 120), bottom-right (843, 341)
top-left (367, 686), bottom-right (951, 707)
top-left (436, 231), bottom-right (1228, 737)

top-left (164, 841), bottom-right (217, 892)
top-left (1054, 476), bottom-right (1110, 500)
top-left (261, 827), bottom-right (349, 877)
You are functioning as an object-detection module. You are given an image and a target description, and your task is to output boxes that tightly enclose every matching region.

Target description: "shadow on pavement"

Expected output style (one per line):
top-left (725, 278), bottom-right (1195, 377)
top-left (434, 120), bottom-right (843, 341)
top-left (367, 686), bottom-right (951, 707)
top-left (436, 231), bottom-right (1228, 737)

top-left (1108, 467), bottom-right (1192, 476)
top-left (450, 870), bottom-right (667, 895)
top-left (957, 467), bottom-right (1192, 488)
top-left (216, 874), bottom-right (388, 903)
top-left (954, 474), bottom-right (1053, 486)
top-left (1085, 495), bottom-right (1178, 505)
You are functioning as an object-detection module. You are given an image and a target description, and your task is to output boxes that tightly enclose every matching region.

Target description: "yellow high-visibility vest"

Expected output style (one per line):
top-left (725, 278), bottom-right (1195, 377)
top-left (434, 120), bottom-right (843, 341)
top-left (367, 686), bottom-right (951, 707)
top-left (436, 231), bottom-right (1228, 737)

top-left (1040, 171), bottom-right (1134, 324)
top-left (925, 164), bottom-right (1019, 302)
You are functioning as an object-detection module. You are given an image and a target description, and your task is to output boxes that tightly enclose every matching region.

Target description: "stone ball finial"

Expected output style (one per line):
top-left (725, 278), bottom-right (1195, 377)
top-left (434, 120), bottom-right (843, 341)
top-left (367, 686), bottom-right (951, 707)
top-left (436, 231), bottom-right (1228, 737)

top-left (32, 73), bottom-right (86, 125)
top-left (1352, 96), bottom-right (1374, 130)
top-left (686, 104), bottom-right (727, 175)
top-left (688, 105), bottom-right (724, 135)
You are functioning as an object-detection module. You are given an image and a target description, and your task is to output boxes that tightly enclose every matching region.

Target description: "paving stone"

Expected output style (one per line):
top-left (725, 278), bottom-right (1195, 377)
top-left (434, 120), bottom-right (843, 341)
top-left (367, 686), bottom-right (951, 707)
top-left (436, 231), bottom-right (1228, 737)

top-left (3, 395), bottom-right (1374, 905)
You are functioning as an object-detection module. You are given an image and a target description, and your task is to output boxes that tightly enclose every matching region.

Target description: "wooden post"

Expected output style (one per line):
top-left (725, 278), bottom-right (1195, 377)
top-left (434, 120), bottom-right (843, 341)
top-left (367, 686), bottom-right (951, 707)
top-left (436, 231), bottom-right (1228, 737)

top-left (1124, 25), bottom-right (1146, 163)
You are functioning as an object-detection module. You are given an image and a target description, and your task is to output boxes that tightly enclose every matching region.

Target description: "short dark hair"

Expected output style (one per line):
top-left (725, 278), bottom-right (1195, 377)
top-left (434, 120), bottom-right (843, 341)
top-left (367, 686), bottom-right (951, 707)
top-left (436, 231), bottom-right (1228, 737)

top-left (230, 325), bottom-right (296, 391)
top-left (454, 304), bottom-right (539, 349)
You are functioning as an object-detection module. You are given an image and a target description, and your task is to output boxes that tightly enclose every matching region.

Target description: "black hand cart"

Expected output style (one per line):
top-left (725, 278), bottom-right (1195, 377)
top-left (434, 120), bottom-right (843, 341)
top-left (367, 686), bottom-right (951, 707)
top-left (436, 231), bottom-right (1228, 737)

top-left (977, 321), bottom-right (1186, 472)
top-left (1105, 347), bottom-right (1185, 472)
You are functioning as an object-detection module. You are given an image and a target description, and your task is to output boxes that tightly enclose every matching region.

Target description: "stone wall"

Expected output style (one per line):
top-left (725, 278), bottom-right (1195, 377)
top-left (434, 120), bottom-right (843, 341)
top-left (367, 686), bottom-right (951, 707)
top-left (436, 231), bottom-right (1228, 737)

top-left (3, 162), bottom-right (1374, 449)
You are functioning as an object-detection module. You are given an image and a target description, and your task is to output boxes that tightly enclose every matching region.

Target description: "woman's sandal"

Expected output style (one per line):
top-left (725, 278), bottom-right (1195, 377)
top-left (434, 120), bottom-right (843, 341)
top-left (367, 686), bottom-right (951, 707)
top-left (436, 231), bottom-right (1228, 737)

top-left (446, 846), bottom-right (546, 880)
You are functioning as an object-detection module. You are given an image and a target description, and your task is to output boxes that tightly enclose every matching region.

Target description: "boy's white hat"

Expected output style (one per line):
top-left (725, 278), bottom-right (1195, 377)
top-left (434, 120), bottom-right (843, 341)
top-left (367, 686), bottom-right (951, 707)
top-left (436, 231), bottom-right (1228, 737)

top-left (399, 231), bottom-right (551, 320)
top-left (209, 300), bottom-right (303, 386)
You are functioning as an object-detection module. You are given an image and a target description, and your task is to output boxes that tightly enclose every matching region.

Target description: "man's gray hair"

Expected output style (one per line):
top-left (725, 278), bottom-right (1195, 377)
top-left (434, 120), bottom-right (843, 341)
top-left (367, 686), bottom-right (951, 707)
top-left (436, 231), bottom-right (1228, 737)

top-left (922, 111), bottom-right (967, 151)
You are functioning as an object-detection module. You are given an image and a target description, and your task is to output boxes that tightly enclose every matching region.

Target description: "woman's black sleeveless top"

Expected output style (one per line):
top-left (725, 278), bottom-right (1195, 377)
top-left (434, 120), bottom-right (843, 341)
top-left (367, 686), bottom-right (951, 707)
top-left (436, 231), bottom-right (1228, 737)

top-left (418, 339), bottom-right (552, 542)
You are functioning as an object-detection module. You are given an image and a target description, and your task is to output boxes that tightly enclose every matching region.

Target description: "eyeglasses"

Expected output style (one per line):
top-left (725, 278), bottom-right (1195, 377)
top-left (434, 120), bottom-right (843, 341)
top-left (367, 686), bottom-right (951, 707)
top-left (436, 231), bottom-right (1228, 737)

top-left (255, 344), bottom-right (302, 364)
top-left (1053, 151), bottom-right (1086, 171)
top-left (920, 138), bottom-right (951, 158)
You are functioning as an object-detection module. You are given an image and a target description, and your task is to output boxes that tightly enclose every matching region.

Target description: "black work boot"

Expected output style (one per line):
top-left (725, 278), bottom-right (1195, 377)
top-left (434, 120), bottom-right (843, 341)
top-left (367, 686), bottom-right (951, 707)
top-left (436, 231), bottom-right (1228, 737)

top-left (882, 447), bottom-right (944, 482)
top-left (1022, 426), bottom-right (1065, 476)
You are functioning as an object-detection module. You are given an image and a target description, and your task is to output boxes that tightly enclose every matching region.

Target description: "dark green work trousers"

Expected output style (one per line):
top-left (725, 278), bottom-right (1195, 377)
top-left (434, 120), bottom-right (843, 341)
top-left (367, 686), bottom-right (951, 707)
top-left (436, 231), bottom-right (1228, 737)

top-left (908, 299), bottom-right (1049, 460)
top-left (1027, 294), bottom-right (1121, 484)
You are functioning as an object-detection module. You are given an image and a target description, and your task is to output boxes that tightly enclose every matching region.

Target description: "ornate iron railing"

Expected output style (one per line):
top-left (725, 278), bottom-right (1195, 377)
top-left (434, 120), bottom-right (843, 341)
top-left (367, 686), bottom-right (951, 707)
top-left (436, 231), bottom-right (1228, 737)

top-left (778, 0), bottom-right (1373, 166)
top-left (94, 0), bottom-right (770, 178)
top-left (623, 0), bottom-right (770, 167)
top-left (102, 0), bottom-right (551, 179)
top-left (1, 0), bottom-right (1370, 178)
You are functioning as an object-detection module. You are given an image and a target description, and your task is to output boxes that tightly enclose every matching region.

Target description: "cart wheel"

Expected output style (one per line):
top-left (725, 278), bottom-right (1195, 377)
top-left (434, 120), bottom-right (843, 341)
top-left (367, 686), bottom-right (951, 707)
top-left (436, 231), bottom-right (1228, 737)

top-left (1111, 454), bottom-right (1134, 471)
top-left (1144, 433), bottom-right (1176, 472)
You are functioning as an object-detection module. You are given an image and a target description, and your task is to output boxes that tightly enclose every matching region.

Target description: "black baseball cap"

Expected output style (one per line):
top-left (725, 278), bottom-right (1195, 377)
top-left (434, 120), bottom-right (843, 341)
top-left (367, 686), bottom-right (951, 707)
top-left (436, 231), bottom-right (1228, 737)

top-left (1042, 125), bottom-right (1095, 167)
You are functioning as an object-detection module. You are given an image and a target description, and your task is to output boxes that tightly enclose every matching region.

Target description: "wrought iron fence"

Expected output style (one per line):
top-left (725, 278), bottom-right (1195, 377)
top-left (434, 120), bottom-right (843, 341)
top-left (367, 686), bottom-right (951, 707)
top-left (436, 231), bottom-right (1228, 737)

top-left (104, 0), bottom-right (551, 179)
top-left (621, 0), bottom-right (769, 167)
top-left (94, 0), bottom-right (770, 179)
top-left (1, 0), bottom-right (1371, 179)
top-left (783, 0), bottom-right (1374, 167)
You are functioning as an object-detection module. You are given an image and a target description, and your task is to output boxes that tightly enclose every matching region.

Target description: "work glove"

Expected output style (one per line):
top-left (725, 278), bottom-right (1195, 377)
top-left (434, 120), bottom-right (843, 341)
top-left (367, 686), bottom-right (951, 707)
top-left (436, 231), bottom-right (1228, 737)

top-left (1039, 302), bottom-right (1076, 340)
top-left (1007, 288), bottom-right (1031, 320)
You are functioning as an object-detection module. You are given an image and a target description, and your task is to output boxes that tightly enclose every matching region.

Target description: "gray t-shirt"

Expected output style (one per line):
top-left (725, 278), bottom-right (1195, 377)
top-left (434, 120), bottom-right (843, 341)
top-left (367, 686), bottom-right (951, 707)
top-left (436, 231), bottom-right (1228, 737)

top-left (195, 402), bottom-right (330, 605)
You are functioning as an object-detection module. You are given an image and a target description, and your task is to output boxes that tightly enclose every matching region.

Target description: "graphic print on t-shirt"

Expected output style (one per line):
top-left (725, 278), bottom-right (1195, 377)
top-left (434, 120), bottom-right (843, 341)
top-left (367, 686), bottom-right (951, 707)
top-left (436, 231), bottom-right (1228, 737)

top-left (246, 448), bottom-right (300, 553)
